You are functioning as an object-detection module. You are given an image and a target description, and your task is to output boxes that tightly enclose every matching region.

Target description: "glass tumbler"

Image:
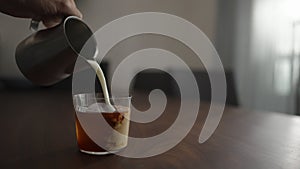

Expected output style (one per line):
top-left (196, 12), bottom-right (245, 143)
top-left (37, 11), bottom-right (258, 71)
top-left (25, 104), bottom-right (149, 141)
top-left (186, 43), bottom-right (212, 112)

top-left (73, 93), bottom-right (131, 155)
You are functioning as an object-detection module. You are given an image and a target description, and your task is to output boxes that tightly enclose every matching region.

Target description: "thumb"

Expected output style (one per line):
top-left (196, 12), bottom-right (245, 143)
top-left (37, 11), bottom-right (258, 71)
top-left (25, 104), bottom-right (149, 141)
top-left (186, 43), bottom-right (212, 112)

top-left (60, 1), bottom-right (83, 19)
top-left (42, 16), bottom-right (63, 28)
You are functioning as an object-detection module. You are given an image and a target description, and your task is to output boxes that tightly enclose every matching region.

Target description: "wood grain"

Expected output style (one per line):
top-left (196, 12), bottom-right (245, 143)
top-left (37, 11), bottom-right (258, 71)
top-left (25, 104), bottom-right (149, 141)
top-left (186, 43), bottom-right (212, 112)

top-left (0, 90), bottom-right (300, 169)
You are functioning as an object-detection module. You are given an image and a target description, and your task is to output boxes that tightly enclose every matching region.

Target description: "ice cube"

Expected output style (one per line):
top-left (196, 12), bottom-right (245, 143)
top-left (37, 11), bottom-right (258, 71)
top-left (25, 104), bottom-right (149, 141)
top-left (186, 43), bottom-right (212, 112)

top-left (76, 106), bottom-right (89, 112)
top-left (115, 105), bottom-right (129, 112)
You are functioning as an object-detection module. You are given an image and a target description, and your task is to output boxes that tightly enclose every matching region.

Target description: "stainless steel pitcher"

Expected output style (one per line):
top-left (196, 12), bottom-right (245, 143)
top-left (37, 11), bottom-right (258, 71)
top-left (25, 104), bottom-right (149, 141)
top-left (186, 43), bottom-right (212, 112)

top-left (15, 16), bottom-right (97, 86)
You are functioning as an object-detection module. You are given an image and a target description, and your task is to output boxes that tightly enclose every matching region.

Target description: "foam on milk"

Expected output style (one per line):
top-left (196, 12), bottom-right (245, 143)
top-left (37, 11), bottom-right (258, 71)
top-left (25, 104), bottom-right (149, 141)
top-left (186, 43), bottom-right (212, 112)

top-left (87, 103), bottom-right (115, 112)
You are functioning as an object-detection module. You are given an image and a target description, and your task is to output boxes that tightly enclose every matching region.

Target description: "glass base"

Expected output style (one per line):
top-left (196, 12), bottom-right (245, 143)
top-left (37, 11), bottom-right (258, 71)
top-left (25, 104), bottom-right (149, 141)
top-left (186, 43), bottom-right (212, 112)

top-left (79, 149), bottom-right (120, 155)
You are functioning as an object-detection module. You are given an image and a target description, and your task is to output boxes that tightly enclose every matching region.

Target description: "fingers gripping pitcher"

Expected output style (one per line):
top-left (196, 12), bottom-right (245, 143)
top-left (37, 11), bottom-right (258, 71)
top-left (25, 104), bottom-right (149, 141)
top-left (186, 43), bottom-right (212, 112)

top-left (15, 16), bottom-right (97, 86)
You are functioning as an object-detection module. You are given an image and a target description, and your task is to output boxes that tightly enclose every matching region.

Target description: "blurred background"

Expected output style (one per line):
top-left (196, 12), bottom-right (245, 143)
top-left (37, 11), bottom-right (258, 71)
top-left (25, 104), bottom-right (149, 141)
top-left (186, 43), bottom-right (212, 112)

top-left (0, 0), bottom-right (300, 115)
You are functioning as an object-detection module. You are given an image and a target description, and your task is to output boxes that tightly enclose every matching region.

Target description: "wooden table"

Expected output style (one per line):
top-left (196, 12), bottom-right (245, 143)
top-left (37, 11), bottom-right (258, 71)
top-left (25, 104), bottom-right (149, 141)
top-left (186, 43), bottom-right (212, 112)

top-left (0, 89), bottom-right (300, 169)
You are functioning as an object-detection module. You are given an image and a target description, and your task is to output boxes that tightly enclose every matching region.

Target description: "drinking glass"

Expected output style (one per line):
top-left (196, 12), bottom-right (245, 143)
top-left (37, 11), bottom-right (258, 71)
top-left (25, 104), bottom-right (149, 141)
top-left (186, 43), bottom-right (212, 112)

top-left (73, 93), bottom-right (131, 155)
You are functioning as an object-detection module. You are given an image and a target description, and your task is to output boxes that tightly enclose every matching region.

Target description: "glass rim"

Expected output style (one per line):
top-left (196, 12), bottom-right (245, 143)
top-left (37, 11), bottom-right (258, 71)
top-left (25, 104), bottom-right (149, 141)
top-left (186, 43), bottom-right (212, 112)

top-left (73, 93), bottom-right (132, 100)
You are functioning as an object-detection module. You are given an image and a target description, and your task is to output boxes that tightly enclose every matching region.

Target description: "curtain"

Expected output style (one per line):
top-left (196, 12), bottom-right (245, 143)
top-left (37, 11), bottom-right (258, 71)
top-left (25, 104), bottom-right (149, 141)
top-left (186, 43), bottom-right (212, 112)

top-left (235, 0), bottom-right (300, 114)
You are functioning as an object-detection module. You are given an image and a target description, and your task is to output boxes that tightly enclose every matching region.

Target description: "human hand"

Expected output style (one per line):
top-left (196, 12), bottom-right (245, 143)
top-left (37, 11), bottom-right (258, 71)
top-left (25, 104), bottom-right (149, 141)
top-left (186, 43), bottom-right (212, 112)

top-left (0, 0), bottom-right (82, 28)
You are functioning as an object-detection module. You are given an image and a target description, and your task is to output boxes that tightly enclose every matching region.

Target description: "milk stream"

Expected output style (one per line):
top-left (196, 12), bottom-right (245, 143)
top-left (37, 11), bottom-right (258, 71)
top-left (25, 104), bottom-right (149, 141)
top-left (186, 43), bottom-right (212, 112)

top-left (86, 60), bottom-right (112, 106)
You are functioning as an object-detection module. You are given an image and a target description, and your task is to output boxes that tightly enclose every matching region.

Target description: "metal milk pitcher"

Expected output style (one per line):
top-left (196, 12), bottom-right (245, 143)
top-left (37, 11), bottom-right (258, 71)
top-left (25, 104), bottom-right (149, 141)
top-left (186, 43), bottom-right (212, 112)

top-left (15, 16), bottom-right (97, 86)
